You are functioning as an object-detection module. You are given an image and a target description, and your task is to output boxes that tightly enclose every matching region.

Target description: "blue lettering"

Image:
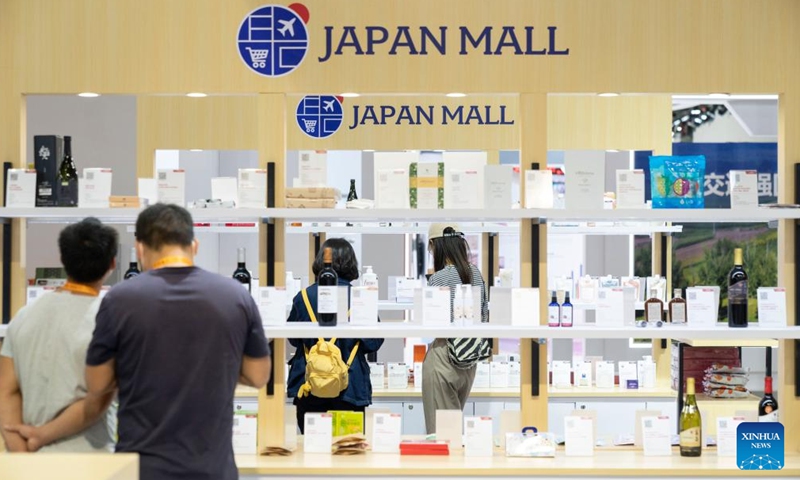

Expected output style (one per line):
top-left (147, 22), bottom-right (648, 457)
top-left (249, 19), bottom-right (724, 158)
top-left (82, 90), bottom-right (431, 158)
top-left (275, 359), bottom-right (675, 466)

top-left (360, 106), bottom-right (379, 125)
top-left (320, 26), bottom-right (334, 62)
top-left (500, 105), bottom-right (515, 125)
top-left (396, 106), bottom-right (415, 125)
top-left (548, 26), bottom-right (569, 55)
top-left (495, 27), bottom-right (523, 55)
top-left (420, 27), bottom-right (447, 55)
top-left (365, 27), bottom-right (389, 54)
top-left (349, 105), bottom-right (360, 129)
top-left (525, 26), bottom-right (546, 55)
top-left (336, 26), bottom-right (365, 55)
top-left (389, 27), bottom-right (419, 55)
top-left (460, 27), bottom-right (492, 55)
top-left (380, 105), bottom-right (396, 124)
top-left (465, 106), bottom-right (484, 124)
top-left (442, 106), bottom-right (463, 124)
top-left (416, 106), bottom-right (434, 125)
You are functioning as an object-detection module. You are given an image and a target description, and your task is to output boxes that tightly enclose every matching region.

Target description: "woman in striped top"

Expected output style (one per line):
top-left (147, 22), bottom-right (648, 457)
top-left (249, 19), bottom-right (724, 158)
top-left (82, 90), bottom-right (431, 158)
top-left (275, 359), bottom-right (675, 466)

top-left (421, 223), bottom-right (490, 434)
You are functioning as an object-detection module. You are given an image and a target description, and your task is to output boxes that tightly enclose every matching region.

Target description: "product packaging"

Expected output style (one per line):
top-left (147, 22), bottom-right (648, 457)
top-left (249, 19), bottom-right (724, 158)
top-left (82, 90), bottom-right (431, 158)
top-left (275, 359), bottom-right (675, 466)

top-left (330, 411), bottom-right (364, 437)
top-left (409, 162), bottom-right (444, 209)
top-left (648, 155), bottom-right (706, 208)
top-left (33, 135), bottom-right (63, 207)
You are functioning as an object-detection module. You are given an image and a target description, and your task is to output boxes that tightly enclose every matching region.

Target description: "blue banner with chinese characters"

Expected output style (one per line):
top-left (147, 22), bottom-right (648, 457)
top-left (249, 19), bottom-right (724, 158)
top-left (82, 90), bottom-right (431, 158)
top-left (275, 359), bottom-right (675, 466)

top-left (634, 143), bottom-right (778, 208)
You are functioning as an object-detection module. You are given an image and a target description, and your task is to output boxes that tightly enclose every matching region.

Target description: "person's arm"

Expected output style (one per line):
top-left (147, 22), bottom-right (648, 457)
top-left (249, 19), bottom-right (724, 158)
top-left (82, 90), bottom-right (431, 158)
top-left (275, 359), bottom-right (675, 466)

top-left (239, 355), bottom-right (272, 388)
top-left (358, 338), bottom-right (384, 354)
top-left (0, 356), bottom-right (28, 452)
top-left (239, 293), bottom-right (272, 388)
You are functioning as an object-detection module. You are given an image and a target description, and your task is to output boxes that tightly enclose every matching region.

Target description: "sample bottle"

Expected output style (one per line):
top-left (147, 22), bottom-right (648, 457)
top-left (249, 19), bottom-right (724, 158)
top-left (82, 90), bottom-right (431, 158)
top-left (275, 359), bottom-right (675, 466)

top-left (679, 377), bottom-right (702, 457)
top-left (668, 288), bottom-right (687, 324)
top-left (317, 247), bottom-right (339, 326)
top-left (728, 248), bottom-right (748, 328)
top-left (57, 136), bottom-right (78, 207)
top-left (548, 291), bottom-right (560, 327)
top-left (347, 179), bottom-right (358, 201)
top-left (758, 376), bottom-right (779, 422)
top-left (123, 247), bottom-right (140, 280)
top-left (560, 292), bottom-right (573, 327)
top-left (362, 266), bottom-right (378, 288)
top-left (232, 247), bottom-right (252, 293)
top-left (644, 288), bottom-right (664, 324)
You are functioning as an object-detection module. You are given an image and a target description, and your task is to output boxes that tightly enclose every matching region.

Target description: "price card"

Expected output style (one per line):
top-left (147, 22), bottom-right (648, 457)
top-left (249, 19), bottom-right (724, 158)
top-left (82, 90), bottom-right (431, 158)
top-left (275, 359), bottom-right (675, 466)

top-left (473, 361), bottom-right (491, 388)
top-left (729, 170), bottom-right (758, 209)
top-left (413, 362), bottom-right (423, 389)
top-left (446, 169), bottom-right (482, 209)
top-left (564, 416), bottom-right (594, 456)
top-left (552, 360), bottom-right (572, 388)
top-left (232, 400), bottom-right (258, 454)
top-left (376, 169), bottom-right (409, 209)
top-left (257, 287), bottom-right (287, 326)
top-left (464, 416), bottom-right (493, 457)
top-left (6, 169), bottom-right (36, 208)
top-left (641, 416), bottom-right (672, 456)
top-left (619, 361), bottom-right (638, 389)
top-left (237, 168), bottom-right (267, 208)
top-left (304, 413), bottom-right (333, 454)
top-left (490, 362), bottom-right (510, 388)
top-left (157, 169), bottom-right (186, 206)
top-left (372, 413), bottom-right (402, 453)
top-left (757, 287), bottom-right (787, 328)
top-left (524, 169), bottom-right (554, 208)
top-left (420, 287), bottom-right (451, 326)
top-left (395, 277), bottom-right (419, 303)
top-left (299, 151), bottom-right (327, 187)
top-left (369, 362), bottom-right (386, 390)
top-left (387, 363), bottom-right (408, 390)
top-left (717, 417), bottom-right (746, 457)
top-left (595, 361), bottom-right (615, 389)
top-left (350, 287), bottom-right (379, 325)
top-left (687, 287), bottom-right (718, 327)
top-left (615, 169), bottom-right (646, 209)
top-left (484, 165), bottom-right (513, 210)
top-left (437, 410), bottom-right (463, 451)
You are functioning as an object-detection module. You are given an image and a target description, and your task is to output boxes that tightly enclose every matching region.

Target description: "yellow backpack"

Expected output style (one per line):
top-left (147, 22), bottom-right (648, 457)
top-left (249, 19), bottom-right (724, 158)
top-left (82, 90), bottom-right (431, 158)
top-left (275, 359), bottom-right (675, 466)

top-left (297, 288), bottom-right (359, 399)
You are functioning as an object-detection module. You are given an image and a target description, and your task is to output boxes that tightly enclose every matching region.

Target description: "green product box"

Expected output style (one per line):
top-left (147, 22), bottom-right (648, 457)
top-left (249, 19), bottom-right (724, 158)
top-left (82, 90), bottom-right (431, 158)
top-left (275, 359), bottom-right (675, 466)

top-left (409, 162), bottom-right (444, 209)
top-left (329, 410), bottom-right (364, 436)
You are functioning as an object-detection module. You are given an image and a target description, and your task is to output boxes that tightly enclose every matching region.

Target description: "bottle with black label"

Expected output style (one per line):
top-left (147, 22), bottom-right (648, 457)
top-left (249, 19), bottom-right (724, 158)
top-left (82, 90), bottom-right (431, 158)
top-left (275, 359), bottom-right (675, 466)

top-left (57, 136), bottom-right (78, 207)
top-left (317, 247), bottom-right (338, 326)
top-left (123, 247), bottom-right (140, 280)
top-left (232, 247), bottom-right (252, 293)
top-left (728, 248), bottom-right (748, 328)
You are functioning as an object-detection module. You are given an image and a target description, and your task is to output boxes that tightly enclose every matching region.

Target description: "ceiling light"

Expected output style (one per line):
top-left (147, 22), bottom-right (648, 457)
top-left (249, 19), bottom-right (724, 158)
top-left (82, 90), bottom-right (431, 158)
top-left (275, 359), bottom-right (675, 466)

top-left (606, 149), bottom-right (619, 153)
top-left (186, 92), bottom-right (207, 98)
top-left (446, 92), bottom-right (466, 98)
top-left (363, 149), bottom-right (375, 152)
top-left (708, 93), bottom-right (730, 98)
top-left (77, 92), bottom-right (100, 98)
top-left (340, 92), bottom-right (360, 98)
top-left (189, 149), bottom-right (203, 152)
top-left (598, 93), bottom-right (619, 97)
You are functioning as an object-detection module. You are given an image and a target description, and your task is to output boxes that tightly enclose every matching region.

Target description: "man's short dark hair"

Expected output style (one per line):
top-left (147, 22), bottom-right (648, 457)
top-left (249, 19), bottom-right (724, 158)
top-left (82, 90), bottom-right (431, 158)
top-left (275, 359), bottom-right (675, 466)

top-left (58, 217), bottom-right (119, 284)
top-left (312, 238), bottom-right (360, 282)
top-left (135, 203), bottom-right (194, 250)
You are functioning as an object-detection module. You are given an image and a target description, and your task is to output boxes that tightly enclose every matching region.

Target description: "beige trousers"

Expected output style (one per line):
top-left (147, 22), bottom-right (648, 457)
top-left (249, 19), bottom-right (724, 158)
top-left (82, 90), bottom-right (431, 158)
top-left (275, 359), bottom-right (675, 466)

top-left (421, 338), bottom-right (477, 434)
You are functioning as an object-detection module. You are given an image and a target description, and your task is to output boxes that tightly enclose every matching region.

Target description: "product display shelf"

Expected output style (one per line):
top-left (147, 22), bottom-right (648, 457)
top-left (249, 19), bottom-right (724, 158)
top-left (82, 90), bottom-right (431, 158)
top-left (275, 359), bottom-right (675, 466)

top-left (378, 301), bottom-right (415, 312)
top-left (0, 207), bottom-right (268, 224)
top-left (678, 338), bottom-right (780, 348)
top-left (235, 385), bottom-right (260, 398)
top-left (235, 450), bottom-right (800, 478)
top-left (572, 301), bottom-right (647, 310)
top-left (0, 453), bottom-right (140, 480)
top-left (372, 384), bottom-right (677, 399)
top-left (262, 323), bottom-right (800, 340)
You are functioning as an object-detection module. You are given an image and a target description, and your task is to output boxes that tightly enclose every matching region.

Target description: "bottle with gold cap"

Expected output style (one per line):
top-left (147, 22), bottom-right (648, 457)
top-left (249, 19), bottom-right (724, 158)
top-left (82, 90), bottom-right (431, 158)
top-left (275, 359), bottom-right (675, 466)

top-left (727, 247), bottom-right (748, 328)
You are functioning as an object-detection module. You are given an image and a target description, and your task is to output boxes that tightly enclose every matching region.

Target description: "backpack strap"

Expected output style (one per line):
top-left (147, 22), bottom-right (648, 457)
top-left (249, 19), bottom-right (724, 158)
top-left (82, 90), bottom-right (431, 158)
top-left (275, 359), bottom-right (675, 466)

top-left (300, 287), bottom-right (359, 364)
top-left (301, 288), bottom-right (317, 323)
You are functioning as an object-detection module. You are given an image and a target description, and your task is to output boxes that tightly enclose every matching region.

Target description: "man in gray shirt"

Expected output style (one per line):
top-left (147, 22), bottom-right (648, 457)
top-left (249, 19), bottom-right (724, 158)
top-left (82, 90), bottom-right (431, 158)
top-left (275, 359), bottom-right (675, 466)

top-left (0, 218), bottom-right (119, 452)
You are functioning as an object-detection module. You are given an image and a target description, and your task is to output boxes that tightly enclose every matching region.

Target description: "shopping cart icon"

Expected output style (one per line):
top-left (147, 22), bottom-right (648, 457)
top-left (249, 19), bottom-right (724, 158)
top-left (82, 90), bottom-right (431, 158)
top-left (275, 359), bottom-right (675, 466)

top-left (302, 119), bottom-right (317, 133)
top-left (245, 47), bottom-right (269, 68)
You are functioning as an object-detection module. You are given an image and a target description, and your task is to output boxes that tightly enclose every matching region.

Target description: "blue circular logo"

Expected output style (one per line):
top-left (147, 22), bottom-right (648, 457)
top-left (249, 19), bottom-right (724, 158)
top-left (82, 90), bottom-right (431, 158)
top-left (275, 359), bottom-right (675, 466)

top-left (237, 5), bottom-right (309, 77)
top-left (296, 96), bottom-right (344, 139)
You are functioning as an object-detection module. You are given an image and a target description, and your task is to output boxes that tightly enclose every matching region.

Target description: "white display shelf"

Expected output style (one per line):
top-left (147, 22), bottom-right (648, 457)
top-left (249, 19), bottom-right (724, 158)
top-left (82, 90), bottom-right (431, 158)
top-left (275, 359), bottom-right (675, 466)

top-left (287, 222), bottom-right (520, 235)
top-left (548, 222), bottom-right (682, 235)
top-left (262, 322), bottom-right (800, 340)
top-left (125, 223), bottom-right (260, 234)
top-left (573, 301), bottom-right (647, 310)
top-left (378, 301), bottom-right (414, 311)
top-left (0, 207), bottom-right (267, 224)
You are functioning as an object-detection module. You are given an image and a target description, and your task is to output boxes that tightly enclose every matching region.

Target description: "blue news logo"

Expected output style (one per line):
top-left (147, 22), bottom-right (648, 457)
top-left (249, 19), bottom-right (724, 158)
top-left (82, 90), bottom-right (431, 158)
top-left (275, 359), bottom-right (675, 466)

top-left (237, 4), bottom-right (310, 77)
top-left (737, 422), bottom-right (784, 471)
top-left (296, 95), bottom-right (344, 139)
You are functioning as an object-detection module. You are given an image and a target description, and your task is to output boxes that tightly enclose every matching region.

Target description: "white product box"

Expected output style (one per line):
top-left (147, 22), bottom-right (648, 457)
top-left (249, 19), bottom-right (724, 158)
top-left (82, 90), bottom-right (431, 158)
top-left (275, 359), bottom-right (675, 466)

top-left (686, 287), bottom-right (720, 327)
top-left (299, 151), bottom-right (327, 187)
top-left (524, 170), bottom-right (554, 208)
top-left (414, 362), bottom-right (423, 389)
top-left (446, 169), bottom-right (482, 209)
top-left (576, 360), bottom-right (593, 387)
top-left (395, 277), bottom-right (420, 303)
top-left (508, 361), bottom-right (521, 388)
top-left (756, 287), bottom-right (786, 327)
top-left (618, 361), bottom-right (638, 389)
top-left (237, 168), bottom-right (268, 208)
top-left (595, 361), bottom-right (615, 389)
top-left (370, 362), bottom-right (386, 390)
top-left (376, 169), bottom-right (410, 209)
top-left (489, 287), bottom-right (540, 326)
top-left (387, 363), bottom-right (408, 390)
top-left (577, 275), bottom-right (599, 303)
top-left (473, 361), bottom-right (491, 389)
top-left (256, 287), bottom-right (287, 326)
top-left (78, 168), bottom-right (113, 208)
top-left (484, 165), bottom-right (513, 210)
top-left (564, 151), bottom-right (605, 210)
top-left (157, 169), bottom-right (186, 206)
top-left (350, 287), bottom-right (379, 325)
top-left (552, 360), bottom-right (572, 388)
top-left (464, 416), bottom-right (493, 457)
top-left (615, 169), bottom-right (646, 209)
top-left (490, 362), bottom-right (510, 389)
top-left (596, 287), bottom-right (636, 327)
top-left (211, 177), bottom-right (238, 204)
top-left (233, 399), bottom-right (258, 454)
top-left (304, 413), bottom-right (333, 454)
top-left (5, 169), bottom-right (37, 208)
top-left (138, 178), bottom-right (157, 206)
top-left (729, 170), bottom-right (758, 208)
top-left (637, 360), bottom-right (657, 389)
top-left (415, 287), bottom-right (451, 326)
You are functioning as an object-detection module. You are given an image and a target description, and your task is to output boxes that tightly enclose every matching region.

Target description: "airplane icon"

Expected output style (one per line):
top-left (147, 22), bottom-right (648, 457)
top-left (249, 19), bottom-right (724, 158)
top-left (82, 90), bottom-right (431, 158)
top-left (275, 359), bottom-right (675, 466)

top-left (277, 18), bottom-right (296, 37)
top-left (323, 99), bottom-right (336, 112)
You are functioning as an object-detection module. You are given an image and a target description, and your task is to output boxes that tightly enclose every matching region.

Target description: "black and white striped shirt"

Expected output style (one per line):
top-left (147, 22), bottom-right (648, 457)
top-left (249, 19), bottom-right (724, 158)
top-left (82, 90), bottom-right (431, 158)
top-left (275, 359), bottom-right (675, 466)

top-left (427, 264), bottom-right (489, 322)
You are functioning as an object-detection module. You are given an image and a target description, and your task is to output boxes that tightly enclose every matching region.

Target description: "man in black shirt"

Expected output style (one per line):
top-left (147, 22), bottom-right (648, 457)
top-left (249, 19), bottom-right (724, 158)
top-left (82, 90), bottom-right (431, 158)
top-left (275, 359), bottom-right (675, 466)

top-left (86, 204), bottom-right (271, 480)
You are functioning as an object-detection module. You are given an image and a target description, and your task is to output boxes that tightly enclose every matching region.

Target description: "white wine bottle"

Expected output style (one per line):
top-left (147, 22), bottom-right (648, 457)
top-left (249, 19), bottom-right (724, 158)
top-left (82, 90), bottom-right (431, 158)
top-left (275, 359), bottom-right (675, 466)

top-left (679, 377), bottom-right (702, 457)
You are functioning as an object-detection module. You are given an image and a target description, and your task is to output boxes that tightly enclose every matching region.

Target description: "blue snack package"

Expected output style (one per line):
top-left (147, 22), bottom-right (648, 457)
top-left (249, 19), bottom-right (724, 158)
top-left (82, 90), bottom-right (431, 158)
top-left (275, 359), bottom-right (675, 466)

top-left (649, 155), bottom-right (706, 208)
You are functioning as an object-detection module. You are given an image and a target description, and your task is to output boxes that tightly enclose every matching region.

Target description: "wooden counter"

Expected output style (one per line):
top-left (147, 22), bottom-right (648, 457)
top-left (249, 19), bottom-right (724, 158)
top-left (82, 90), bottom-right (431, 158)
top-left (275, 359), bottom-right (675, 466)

top-left (236, 450), bottom-right (800, 477)
top-left (0, 453), bottom-right (139, 480)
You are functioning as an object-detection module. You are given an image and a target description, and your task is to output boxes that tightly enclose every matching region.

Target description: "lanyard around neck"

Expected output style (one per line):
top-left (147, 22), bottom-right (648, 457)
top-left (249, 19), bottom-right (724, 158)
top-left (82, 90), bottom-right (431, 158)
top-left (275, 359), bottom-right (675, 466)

top-left (60, 282), bottom-right (100, 297)
top-left (152, 256), bottom-right (193, 269)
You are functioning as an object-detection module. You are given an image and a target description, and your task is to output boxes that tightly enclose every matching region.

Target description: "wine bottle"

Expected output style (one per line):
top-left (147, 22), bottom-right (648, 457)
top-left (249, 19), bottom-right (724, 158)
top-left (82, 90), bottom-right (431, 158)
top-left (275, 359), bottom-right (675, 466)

top-left (668, 288), bottom-right (687, 324)
top-left (347, 179), bottom-right (358, 201)
top-left (728, 248), bottom-right (748, 328)
top-left (560, 292), bottom-right (573, 327)
top-left (644, 288), bottom-right (664, 324)
top-left (317, 247), bottom-right (338, 326)
top-left (232, 247), bottom-right (252, 293)
top-left (57, 136), bottom-right (78, 207)
top-left (679, 377), bottom-right (702, 457)
top-left (123, 247), bottom-right (140, 280)
top-left (758, 376), bottom-right (779, 422)
top-left (548, 291), bottom-right (560, 327)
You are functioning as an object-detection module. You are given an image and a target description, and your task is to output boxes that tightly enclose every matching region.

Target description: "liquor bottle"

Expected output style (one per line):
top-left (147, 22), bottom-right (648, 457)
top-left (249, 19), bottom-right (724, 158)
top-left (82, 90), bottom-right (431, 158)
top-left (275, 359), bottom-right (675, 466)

top-left (668, 288), bottom-right (687, 324)
top-left (232, 247), bottom-right (252, 293)
top-left (644, 288), bottom-right (664, 324)
top-left (347, 179), bottom-right (358, 201)
top-left (728, 248), bottom-right (748, 328)
top-left (123, 247), bottom-right (140, 280)
top-left (679, 377), bottom-right (702, 457)
top-left (317, 247), bottom-right (339, 327)
top-left (57, 136), bottom-right (78, 207)
top-left (758, 376), bottom-right (779, 422)
top-left (548, 291), bottom-right (560, 327)
top-left (560, 292), bottom-right (573, 327)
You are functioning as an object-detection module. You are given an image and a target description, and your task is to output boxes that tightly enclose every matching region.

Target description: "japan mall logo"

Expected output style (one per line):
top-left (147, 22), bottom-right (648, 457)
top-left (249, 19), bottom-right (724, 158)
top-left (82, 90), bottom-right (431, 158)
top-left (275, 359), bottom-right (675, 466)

top-left (737, 422), bottom-right (784, 471)
top-left (296, 95), bottom-right (344, 139)
top-left (237, 4), bottom-right (310, 77)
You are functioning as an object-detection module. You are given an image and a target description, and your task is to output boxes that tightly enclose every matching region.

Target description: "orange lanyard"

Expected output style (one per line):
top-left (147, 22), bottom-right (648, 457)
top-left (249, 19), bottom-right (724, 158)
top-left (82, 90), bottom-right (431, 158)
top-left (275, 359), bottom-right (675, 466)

top-left (152, 256), bottom-right (194, 269)
top-left (60, 282), bottom-right (100, 297)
